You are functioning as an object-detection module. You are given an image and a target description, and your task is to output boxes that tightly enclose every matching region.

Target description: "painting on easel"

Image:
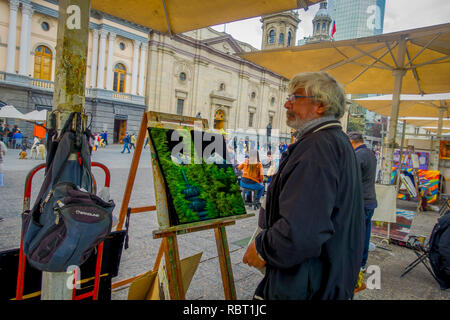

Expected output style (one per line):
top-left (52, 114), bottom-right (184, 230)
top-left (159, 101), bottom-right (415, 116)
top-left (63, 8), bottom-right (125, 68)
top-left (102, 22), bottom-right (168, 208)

top-left (148, 126), bottom-right (246, 226)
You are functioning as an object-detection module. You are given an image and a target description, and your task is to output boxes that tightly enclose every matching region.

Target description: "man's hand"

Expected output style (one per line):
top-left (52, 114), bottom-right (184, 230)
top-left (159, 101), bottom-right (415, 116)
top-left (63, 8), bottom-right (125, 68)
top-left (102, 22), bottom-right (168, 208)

top-left (243, 240), bottom-right (266, 269)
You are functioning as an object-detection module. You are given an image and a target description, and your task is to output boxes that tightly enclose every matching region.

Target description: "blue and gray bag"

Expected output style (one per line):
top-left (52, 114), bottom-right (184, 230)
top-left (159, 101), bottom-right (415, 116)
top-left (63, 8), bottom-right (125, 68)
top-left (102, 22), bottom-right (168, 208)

top-left (21, 113), bottom-right (115, 272)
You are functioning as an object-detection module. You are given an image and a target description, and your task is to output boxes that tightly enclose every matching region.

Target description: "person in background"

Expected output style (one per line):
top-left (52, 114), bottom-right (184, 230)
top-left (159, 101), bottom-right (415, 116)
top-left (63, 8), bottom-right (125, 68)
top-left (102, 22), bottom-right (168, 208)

top-left (0, 139), bottom-right (6, 221)
top-left (12, 129), bottom-right (23, 149)
top-left (0, 139), bottom-right (7, 185)
top-left (348, 132), bottom-right (378, 274)
top-left (243, 71), bottom-right (365, 300)
top-left (93, 133), bottom-right (99, 151)
top-left (238, 150), bottom-right (264, 204)
top-left (121, 132), bottom-right (131, 154)
top-left (0, 123), bottom-right (6, 142)
top-left (19, 145), bottom-right (27, 159)
top-left (130, 133), bottom-right (136, 150)
top-left (104, 130), bottom-right (108, 146)
top-left (265, 151), bottom-right (276, 186)
top-left (143, 131), bottom-right (150, 149)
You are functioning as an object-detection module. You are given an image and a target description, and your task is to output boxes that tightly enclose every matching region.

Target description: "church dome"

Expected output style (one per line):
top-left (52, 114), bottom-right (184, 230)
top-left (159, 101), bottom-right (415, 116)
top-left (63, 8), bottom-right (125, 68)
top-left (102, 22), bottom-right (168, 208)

top-left (315, 2), bottom-right (331, 18)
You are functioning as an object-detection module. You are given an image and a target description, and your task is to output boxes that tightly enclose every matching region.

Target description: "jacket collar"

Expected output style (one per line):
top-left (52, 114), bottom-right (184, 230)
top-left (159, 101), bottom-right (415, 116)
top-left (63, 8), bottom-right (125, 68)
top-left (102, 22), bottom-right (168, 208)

top-left (280, 119), bottom-right (342, 163)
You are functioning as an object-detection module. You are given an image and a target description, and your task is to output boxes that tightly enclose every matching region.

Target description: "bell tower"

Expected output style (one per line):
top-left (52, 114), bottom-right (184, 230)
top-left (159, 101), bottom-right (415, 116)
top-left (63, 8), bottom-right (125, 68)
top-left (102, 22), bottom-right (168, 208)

top-left (261, 11), bottom-right (300, 50)
top-left (305, 1), bottom-right (333, 44)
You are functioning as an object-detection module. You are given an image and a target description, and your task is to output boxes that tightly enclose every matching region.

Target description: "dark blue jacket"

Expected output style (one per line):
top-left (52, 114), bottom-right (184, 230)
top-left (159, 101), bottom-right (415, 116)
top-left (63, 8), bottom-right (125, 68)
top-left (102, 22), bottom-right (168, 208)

top-left (255, 120), bottom-right (365, 300)
top-left (354, 144), bottom-right (378, 208)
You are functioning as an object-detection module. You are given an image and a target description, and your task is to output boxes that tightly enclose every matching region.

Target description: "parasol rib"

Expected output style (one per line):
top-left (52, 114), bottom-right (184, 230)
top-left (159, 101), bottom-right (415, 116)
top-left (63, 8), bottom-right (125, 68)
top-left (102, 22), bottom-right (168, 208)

top-left (405, 48), bottom-right (424, 95)
top-left (161, 0), bottom-right (173, 37)
top-left (406, 54), bottom-right (450, 69)
top-left (405, 33), bottom-right (442, 68)
top-left (322, 43), bottom-right (389, 72)
top-left (386, 41), bottom-right (399, 68)
top-left (344, 47), bottom-right (392, 87)
top-left (351, 45), bottom-right (395, 70)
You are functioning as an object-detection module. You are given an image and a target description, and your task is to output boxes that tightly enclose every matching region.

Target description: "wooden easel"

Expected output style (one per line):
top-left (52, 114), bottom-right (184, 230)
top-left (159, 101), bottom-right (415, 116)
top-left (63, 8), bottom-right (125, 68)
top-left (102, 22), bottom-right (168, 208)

top-left (111, 111), bottom-right (254, 300)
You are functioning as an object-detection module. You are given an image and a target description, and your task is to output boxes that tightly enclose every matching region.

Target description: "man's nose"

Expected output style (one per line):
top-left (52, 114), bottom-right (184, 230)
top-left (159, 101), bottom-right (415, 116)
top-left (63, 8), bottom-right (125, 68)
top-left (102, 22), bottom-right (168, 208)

top-left (284, 100), bottom-right (292, 110)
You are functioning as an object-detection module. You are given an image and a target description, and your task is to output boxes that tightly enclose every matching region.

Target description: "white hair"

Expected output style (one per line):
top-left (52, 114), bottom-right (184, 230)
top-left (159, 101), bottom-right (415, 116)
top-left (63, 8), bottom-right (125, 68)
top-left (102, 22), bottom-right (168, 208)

top-left (288, 72), bottom-right (347, 119)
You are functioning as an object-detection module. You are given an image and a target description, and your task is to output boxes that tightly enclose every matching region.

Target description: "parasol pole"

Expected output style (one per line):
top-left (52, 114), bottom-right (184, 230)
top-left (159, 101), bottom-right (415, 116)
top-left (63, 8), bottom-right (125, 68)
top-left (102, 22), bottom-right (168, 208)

top-left (381, 36), bottom-right (407, 185)
top-left (430, 104), bottom-right (446, 170)
top-left (41, 0), bottom-right (91, 300)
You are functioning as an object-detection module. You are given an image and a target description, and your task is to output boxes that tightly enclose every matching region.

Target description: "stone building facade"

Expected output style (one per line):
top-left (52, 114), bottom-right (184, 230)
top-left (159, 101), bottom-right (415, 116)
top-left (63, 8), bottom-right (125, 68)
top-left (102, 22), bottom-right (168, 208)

top-left (0, 0), bottom-right (293, 144)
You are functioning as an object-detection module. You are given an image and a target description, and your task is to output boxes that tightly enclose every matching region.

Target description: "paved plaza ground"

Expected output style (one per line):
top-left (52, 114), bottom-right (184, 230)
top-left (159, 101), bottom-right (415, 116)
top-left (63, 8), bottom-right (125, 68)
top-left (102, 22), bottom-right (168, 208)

top-left (0, 144), bottom-right (449, 300)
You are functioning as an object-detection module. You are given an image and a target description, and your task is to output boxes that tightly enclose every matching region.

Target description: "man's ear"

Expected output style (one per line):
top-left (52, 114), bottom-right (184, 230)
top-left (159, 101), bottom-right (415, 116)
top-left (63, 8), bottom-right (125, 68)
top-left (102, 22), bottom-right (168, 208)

top-left (316, 103), bottom-right (327, 115)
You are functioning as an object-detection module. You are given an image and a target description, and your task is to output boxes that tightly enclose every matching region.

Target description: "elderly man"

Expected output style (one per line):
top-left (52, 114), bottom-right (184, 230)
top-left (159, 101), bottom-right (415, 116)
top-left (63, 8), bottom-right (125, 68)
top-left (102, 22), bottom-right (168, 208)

top-left (243, 72), bottom-right (365, 300)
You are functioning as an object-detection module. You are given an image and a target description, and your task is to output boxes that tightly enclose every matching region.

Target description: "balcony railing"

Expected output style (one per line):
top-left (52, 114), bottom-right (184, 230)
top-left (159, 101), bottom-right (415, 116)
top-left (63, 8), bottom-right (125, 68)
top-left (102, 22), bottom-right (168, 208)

top-left (31, 78), bottom-right (54, 90)
top-left (0, 72), bottom-right (145, 105)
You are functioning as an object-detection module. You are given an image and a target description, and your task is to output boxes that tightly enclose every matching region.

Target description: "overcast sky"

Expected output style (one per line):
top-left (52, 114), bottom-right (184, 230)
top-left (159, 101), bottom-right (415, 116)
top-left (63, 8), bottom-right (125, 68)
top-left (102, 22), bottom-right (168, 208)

top-left (211, 0), bottom-right (450, 50)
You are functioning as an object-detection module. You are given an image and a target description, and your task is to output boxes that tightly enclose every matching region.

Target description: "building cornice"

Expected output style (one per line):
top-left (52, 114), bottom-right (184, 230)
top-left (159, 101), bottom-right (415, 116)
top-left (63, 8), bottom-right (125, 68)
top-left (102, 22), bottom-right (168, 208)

top-left (32, 2), bottom-right (148, 43)
top-left (150, 31), bottom-right (288, 84)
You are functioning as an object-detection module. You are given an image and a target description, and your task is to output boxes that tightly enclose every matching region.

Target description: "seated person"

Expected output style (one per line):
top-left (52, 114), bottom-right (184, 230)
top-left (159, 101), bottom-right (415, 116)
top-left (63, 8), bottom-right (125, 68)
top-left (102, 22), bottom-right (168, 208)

top-left (238, 150), bottom-right (264, 203)
top-left (19, 145), bottom-right (27, 159)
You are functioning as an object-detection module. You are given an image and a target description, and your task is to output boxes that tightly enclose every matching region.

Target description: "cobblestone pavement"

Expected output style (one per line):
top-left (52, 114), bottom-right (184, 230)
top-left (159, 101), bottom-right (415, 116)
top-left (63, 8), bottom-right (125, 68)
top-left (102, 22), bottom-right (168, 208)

top-left (0, 144), bottom-right (449, 300)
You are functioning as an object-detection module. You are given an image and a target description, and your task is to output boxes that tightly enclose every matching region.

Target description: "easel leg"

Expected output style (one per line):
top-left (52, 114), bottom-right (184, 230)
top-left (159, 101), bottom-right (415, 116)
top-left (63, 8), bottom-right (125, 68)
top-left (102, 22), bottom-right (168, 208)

top-left (116, 112), bottom-right (148, 231)
top-left (163, 235), bottom-right (185, 300)
top-left (214, 226), bottom-right (237, 300)
top-left (153, 239), bottom-right (165, 272)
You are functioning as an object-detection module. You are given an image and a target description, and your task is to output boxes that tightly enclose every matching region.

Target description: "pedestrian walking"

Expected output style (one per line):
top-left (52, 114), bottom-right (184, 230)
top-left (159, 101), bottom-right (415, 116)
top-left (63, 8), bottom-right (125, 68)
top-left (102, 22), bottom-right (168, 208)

top-left (121, 133), bottom-right (131, 153)
top-left (130, 133), bottom-right (136, 150)
top-left (0, 140), bottom-right (7, 187)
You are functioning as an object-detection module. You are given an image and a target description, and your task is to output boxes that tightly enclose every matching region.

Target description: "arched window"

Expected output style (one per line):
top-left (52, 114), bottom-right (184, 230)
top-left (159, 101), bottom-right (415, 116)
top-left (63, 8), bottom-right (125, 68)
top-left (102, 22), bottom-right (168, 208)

top-left (287, 31), bottom-right (292, 46)
top-left (34, 45), bottom-right (52, 80)
top-left (268, 30), bottom-right (275, 44)
top-left (322, 23), bottom-right (326, 31)
top-left (113, 63), bottom-right (126, 93)
top-left (316, 23), bottom-right (320, 31)
top-left (279, 33), bottom-right (284, 45)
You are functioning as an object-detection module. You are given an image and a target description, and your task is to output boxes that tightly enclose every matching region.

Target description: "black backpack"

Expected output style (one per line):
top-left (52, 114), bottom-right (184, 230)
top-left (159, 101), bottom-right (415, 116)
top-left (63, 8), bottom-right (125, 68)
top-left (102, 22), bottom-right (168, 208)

top-left (429, 211), bottom-right (450, 290)
top-left (21, 112), bottom-right (115, 272)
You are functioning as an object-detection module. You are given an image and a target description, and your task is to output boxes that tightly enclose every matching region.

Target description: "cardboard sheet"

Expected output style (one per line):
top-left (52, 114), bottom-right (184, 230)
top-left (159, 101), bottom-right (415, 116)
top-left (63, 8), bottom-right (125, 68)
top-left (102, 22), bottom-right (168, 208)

top-left (372, 184), bottom-right (397, 223)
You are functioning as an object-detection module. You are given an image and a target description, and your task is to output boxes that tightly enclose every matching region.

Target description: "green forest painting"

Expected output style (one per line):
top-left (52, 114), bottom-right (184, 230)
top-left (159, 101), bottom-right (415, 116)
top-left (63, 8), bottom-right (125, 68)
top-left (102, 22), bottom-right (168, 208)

top-left (149, 127), bottom-right (246, 225)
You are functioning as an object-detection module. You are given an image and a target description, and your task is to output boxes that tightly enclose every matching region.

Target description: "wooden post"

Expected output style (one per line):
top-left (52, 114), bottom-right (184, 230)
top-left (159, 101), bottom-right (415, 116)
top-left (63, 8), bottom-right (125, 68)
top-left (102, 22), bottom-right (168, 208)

top-left (214, 226), bottom-right (237, 300)
top-left (41, 0), bottom-right (91, 300)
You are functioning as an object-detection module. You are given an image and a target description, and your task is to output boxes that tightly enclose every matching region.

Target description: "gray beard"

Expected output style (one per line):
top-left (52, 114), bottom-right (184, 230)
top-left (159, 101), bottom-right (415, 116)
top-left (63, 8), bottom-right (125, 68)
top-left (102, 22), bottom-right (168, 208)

top-left (287, 113), bottom-right (336, 138)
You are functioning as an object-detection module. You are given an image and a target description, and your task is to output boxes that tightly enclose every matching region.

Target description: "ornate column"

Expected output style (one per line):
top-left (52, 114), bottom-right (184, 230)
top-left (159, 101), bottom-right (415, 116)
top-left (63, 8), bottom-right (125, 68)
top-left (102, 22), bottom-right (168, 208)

top-left (131, 39), bottom-right (141, 95)
top-left (25, 4), bottom-right (33, 76)
top-left (105, 32), bottom-right (116, 91)
top-left (138, 41), bottom-right (147, 96)
top-left (96, 29), bottom-right (108, 89)
top-left (18, 2), bottom-right (33, 76)
top-left (6, 0), bottom-right (20, 74)
top-left (90, 29), bottom-right (99, 87)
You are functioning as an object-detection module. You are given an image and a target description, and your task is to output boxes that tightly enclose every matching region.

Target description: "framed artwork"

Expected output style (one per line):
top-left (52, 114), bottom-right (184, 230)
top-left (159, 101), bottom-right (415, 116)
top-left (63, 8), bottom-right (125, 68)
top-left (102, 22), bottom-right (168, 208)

top-left (149, 126), bottom-right (246, 226)
top-left (440, 140), bottom-right (450, 160)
